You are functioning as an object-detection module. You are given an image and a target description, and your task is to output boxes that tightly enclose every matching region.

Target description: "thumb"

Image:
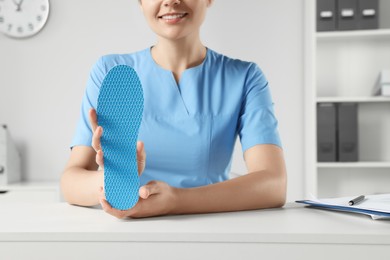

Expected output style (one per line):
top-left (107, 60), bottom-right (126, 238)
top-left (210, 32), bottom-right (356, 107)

top-left (139, 181), bottom-right (159, 199)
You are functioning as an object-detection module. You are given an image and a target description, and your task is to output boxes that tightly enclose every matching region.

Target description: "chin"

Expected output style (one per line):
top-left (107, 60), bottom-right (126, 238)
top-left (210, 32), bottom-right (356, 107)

top-left (157, 28), bottom-right (197, 42)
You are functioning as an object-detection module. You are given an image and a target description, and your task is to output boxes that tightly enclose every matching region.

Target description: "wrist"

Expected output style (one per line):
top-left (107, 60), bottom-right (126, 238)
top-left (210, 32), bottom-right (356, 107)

top-left (170, 187), bottom-right (186, 215)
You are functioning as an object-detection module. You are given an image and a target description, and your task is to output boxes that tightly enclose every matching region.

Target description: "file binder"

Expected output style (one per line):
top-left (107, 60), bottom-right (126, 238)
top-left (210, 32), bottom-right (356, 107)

top-left (357, 0), bottom-right (379, 30)
top-left (317, 103), bottom-right (337, 162)
top-left (317, 0), bottom-right (337, 31)
top-left (337, 0), bottom-right (358, 30)
top-left (337, 103), bottom-right (358, 162)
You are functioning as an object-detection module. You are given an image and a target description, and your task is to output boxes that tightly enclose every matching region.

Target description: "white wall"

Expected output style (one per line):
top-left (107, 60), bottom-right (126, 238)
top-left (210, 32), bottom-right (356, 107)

top-left (0, 0), bottom-right (304, 201)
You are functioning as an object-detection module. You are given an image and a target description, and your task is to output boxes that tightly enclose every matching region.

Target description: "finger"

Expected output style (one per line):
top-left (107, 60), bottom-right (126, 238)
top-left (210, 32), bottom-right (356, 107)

top-left (89, 108), bottom-right (98, 132)
top-left (137, 141), bottom-right (146, 176)
top-left (139, 181), bottom-right (159, 199)
top-left (100, 198), bottom-right (110, 211)
top-left (100, 198), bottom-right (127, 219)
top-left (96, 149), bottom-right (104, 169)
top-left (137, 141), bottom-right (144, 155)
top-left (92, 126), bottom-right (103, 152)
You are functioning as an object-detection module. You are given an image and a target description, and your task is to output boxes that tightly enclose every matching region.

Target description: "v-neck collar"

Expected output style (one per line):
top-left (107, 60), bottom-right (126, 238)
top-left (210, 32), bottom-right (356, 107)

top-left (146, 46), bottom-right (209, 85)
top-left (145, 47), bottom-right (209, 116)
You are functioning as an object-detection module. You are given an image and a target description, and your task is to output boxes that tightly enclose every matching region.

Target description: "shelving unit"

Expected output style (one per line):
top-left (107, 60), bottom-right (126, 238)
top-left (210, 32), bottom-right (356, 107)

top-left (304, 0), bottom-right (390, 198)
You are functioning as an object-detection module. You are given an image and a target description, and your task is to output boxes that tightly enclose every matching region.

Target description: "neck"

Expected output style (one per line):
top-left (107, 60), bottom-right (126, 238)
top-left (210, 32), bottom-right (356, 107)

top-left (151, 36), bottom-right (207, 83)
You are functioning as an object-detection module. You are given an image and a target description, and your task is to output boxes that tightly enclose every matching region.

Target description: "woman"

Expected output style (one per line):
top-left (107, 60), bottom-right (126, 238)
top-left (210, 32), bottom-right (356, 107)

top-left (61, 0), bottom-right (287, 218)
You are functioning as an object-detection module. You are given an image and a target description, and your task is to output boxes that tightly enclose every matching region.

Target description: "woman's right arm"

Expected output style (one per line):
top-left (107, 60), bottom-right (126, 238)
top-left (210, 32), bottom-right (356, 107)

top-left (61, 108), bottom-right (105, 206)
top-left (61, 146), bottom-right (103, 206)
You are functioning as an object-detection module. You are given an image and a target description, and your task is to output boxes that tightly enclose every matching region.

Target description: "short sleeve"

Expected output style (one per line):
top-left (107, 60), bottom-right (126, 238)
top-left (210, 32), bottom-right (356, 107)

top-left (237, 64), bottom-right (282, 152)
top-left (70, 57), bottom-right (106, 148)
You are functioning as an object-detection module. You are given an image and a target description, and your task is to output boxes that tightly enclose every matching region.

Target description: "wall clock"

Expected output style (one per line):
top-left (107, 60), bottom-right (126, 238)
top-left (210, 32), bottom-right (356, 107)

top-left (0, 0), bottom-right (50, 38)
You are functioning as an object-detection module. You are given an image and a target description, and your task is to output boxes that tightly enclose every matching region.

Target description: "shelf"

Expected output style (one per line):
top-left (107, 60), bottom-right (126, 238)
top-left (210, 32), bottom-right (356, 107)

top-left (317, 29), bottom-right (390, 41)
top-left (316, 96), bottom-right (390, 103)
top-left (317, 162), bottom-right (390, 168)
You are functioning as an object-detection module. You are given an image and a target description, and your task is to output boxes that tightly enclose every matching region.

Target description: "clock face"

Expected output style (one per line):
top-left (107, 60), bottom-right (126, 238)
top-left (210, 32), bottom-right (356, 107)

top-left (0, 0), bottom-right (50, 38)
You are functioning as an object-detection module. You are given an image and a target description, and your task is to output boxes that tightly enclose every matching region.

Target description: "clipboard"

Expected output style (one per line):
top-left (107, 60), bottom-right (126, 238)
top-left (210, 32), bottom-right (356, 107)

top-left (296, 193), bottom-right (390, 220)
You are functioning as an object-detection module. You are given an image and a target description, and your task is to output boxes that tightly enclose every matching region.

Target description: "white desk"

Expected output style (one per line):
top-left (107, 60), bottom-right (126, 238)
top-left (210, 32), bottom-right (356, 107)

top-left (1, 198), bottom-right (390, 260)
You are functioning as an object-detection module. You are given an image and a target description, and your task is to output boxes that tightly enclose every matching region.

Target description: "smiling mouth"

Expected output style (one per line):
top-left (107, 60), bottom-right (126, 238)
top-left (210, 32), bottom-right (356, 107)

top-left (158, 13), bottom-right (188, 20)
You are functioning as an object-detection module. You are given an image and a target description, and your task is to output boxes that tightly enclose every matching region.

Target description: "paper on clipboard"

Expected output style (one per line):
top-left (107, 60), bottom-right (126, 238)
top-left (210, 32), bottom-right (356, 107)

top-left (296, 193), bottom-right (390, 220)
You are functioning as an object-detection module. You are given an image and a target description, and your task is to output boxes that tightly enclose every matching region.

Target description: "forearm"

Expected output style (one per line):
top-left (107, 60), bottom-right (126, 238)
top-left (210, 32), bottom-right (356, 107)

top-left (172, 170), bottom-right (286, 215)
top-left (61, 167), bottom-right (103, 207)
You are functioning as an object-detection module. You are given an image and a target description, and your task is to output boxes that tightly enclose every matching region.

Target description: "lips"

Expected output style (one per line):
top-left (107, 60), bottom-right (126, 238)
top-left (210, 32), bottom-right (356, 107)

top-left (158, 12), bottom-right (188, 21)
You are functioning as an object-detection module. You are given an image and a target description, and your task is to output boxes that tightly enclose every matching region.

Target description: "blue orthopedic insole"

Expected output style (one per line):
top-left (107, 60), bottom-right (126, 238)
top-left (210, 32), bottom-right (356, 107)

top-left (97, 65), bottom-right (144, 210)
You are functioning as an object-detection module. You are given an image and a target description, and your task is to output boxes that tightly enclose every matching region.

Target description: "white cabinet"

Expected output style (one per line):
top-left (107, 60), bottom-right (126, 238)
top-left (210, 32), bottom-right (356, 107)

top-left (304, 0), bottom-right (390, 197)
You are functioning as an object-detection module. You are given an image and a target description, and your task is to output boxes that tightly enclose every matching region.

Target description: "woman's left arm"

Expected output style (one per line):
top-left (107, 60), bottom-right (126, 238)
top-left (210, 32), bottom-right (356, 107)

top-left (172, 144), bottom-right (287, 214)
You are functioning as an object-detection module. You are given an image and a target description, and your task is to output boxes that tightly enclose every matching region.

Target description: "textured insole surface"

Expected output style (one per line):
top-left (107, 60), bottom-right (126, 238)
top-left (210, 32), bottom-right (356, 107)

top-left (97, 65), bottom-right (143, 210)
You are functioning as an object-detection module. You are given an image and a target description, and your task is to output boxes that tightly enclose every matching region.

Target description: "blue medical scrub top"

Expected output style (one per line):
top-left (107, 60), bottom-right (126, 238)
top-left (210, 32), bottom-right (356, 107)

top-left (71, 47), bottom-right (281, 188)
